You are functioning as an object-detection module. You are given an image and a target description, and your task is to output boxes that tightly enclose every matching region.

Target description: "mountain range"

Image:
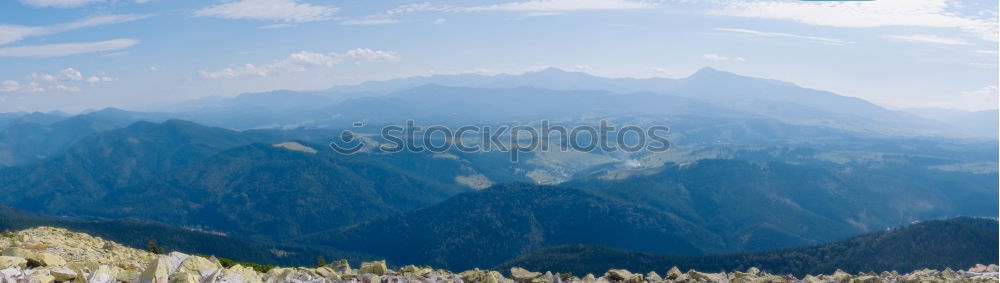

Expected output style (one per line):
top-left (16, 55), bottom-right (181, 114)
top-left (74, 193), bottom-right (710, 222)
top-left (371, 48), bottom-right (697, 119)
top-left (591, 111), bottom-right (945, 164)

top-left (146, 67), bottom-right (996, 138)
top-left (0, 67), bottom-right (993, 274)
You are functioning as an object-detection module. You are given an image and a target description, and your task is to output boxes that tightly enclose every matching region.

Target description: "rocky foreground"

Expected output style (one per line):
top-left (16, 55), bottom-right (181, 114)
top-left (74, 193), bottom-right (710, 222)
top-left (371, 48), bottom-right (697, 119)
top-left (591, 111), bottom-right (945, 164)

top-left (0, 227), bottom-right (996, 283)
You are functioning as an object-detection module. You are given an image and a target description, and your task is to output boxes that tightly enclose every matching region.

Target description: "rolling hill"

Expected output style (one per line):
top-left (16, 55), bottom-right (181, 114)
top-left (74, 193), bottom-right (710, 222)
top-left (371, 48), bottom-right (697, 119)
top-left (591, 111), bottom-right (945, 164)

top-left (570, 159), bottom-right (998, 251)
top-left (97, 142), bottom-right (467, 240)
top-left (0, 204), bottom-right (373, 267)
top-left (497, 217), bottom-right (999, 276)
top-left (302, 183), bottom-right (727, 270)
top-left (0, 119), bottom-right (255, 213)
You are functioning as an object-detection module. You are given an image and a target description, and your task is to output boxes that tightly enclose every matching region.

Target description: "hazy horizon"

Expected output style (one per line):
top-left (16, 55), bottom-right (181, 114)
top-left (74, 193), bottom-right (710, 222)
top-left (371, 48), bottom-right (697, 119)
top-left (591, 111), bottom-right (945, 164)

top-left (0, 0), bottom-right (998, 113)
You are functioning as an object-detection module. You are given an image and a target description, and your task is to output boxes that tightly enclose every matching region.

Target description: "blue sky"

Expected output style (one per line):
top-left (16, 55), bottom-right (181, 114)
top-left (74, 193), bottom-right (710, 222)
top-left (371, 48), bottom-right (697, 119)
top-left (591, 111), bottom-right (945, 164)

top-left (0, 0), bottom-right (997, 112)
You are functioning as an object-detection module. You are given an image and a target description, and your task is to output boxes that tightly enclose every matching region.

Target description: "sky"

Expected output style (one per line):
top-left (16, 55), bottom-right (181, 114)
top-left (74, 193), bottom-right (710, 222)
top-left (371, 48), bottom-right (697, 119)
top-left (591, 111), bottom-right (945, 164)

top-left (0, 0), bottom-right (997, 113)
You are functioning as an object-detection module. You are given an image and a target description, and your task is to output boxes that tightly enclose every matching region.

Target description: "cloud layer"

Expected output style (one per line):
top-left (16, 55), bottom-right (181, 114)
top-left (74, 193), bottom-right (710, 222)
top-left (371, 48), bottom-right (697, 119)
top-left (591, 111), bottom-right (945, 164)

top-left (18, 0), bottom-right (103, 8)
top-left (714, 28), bottom-right (849, 46)
top-left (0, 39), bottom-right (139, 58)
top-left (710, 0), bottom-right (998, 42)
top-left (195, 0), bottom-right (339, 22)
top-left (884, 34), bottom-right (969, 45)
top-left (703, 54), bottom-right (744, 62)
top-left (463, 0), bottom-right (656, 12)
top-left (198, 48), bottom-right (400, 79)
top-left (1, 68), bottom-right (115, 93)
top-left (0, 14), bottom-right (147, 46)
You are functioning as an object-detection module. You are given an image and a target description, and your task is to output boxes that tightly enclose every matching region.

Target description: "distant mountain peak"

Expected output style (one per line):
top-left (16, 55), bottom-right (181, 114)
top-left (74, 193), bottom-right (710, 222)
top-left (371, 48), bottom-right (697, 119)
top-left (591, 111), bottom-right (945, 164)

top-left (688, 67), bottom-right (733, 79)
top-left (523, 67), bottom-right (598, 78)
top-left (530, 67), bottom-right (571, 74)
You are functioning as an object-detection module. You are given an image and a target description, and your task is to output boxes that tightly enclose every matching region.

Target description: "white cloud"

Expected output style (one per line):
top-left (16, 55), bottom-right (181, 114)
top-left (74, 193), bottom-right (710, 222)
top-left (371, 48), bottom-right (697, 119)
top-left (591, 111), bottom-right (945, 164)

top-left (30, 73), bottom-right (57, 82)
top-left (0, 81), bottom-right (19, 93)
top-left (198, 48), bottom-right (399, 79)
top-left (0, 80), bottom-right (41, 93)
top-left (195, 0), bottom-right (338, 22)
top-left (23, 82), bottom-right (44, 93)
top-left (339, 18), bottom-right (401, 26)
top-left (884, 34), bottom-right (970, 45)
top-left (4, 68), bottom-right (113, 94)
top-left (31, 68), bottom-right (84, 82)
top-left (50, 85), bottom-right (80, 92)
top-left (964, 85), bottom-right (999, 96)
top-left (342, 48), bottom-right (400, 62)
top-left (59, 68), bottom-right (83, 81)
top-left (18, 0), bottom-right (103, 8)
top-left (0, 14), bottom-right (147, 46)
top-left (384, 3), bottom-right (453, 16)
top-left (0, 39), bottom-right (138, 58)
top-left (714, 27), bottom-right (849, 46)
top-left (463, 0), bottom-right (656, 12)
top-left (358, 0), bottom-right (653, 21)
top-left (702, 54), bottom-right (746, 62)
top-left (339, 2), bottom-right (458, 25)
top-left (703, 54), bottom-right (728, 61)
top-left (86, 75), bottom-right (115, 83)
top-left (522, 12), bottom-right (565, 17)
top-left (710, 0), bottom-right (998, 42)
top-left (148, 66), bottom-right (159, 72)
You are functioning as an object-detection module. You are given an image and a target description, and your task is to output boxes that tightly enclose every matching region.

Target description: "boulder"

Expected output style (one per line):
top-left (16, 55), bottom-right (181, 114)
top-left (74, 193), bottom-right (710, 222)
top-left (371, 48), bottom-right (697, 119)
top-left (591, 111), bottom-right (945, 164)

top-left (50, 267), bottom-right (78, 281)
top-left (176, 255), bottom-right (222, 278)
top-left (0, 267), bottom-right (26, 282)
top-left (2, 247), bottom-right (33, 258)
top-left (1, 249), bottom-right (65, 268)
top-left (87, 265), bottom-right (116, 283)
top-left (168, 271), bottom-right (199, 283)
top-left (360, 260), bottom-right (389, 276)
top-left (315, 266), bottom-right (341, 280)
top-left (748, 275), bottom-right (786, 283)
top-left (28, 270), bottom-right (55, 283)
top-left (538, 271), bottom-right (556, 283)
top-left (687, 270), bottom-right (726, 282)
top-left (139, 256), bottom-right (170, 283)
top-left (217, 264), bottom-right (262, 282)
top-left (461, 269), bottom-right (502, 283)
top-left (400, 265), bottom-right (426, 275)
top-left (0, 256), bottom-right (27, 269)
top-left (36, 253), bottom-right (66, 267)
top-left (644, 271), bottom-right (661, 282)
top-left (325, 259), bottom-right (352, 274)
top-left (360, 273), bottom-right (380, 283)
top-left (686, 269), bottom-right (710, 281)
top-left (665, 267), bottom-right (681, 279)
top-left (605, 269), bottom-right (642, 283)
top-left (856, 275), bottom-right (883, 283)
top-left (511, 267), bottom-right (542, 282)
top-left (730, 271), bottom-right (751, 283)
top-left (167, 252), bottom-right (189, 274)
top-left (264, 267), bottom-right (294, 281)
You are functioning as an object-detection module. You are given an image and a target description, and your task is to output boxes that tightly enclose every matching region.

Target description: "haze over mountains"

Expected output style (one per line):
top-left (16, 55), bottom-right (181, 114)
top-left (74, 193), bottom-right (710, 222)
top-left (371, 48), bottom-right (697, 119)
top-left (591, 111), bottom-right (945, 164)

top-left (0, 67), bottom-right (994, 273)
top-left (146, 67), bottom-right (996, 138)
